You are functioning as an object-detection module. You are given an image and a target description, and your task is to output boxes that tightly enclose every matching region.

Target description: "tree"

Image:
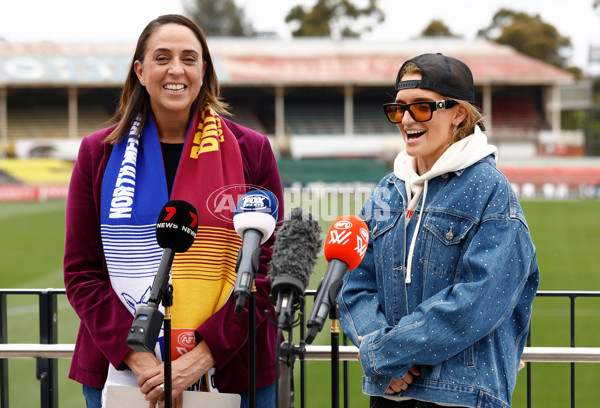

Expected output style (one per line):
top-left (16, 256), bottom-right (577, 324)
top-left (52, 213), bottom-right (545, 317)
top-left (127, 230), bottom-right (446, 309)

top-left (184, 0), bottom-right (255, 37)
top-left (285, 0), bottom-right (384, 38)
top-left (477, 8), bottom-right (571, 68)
top-left (421, 19), bottom-right (461, 38)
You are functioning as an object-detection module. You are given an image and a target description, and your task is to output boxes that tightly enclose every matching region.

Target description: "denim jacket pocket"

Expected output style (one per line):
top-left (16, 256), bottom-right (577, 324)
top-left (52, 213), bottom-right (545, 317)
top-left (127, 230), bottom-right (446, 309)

top-left (372, 208), bottom-right (403, 264)
top-left (372, 208), bottom-right (403, 239)
top-left (422, 212), bottom-right (475, 278)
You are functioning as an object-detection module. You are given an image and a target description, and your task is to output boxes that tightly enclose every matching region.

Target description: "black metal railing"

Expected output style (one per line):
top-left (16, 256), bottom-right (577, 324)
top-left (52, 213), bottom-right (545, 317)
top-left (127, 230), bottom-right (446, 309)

top-left (0, 288), bottom-right (64, 408)
top-left (1, 289), bottom-right (599, 408)
top-left (525, 291), bottom-right (600, 408)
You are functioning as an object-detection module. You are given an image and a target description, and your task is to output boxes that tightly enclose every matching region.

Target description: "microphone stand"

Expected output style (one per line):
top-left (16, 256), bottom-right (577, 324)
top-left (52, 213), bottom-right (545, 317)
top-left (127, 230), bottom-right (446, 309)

top-left (330, 303), bottom-right (340, 408)
top-left (126, 254), bottom-right (175, 408)
top-left (273, 289), bottom-right (306, 408)
top-left (237, 259), bottom-right (260, 408)
top-left (274, 276), bottom-right (306, 408)
top-left (277, 334), bottom-right (305, 408)
top-left (163, 285), bottom-right (173, 408)
top-left (249, 282), bottom-right (257, 408)
top-left (233, 254), bottom-right (260, 408)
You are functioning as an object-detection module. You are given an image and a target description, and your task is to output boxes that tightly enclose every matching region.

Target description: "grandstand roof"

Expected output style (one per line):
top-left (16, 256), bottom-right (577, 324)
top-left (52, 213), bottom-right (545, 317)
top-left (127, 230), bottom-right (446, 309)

top-left (0, 38), bottom-right (573, 87)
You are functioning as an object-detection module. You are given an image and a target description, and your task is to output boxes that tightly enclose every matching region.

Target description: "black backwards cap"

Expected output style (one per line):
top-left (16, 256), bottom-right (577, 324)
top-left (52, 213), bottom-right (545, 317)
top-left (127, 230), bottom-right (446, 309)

top-left (395, 53), bottom-right (475, 103)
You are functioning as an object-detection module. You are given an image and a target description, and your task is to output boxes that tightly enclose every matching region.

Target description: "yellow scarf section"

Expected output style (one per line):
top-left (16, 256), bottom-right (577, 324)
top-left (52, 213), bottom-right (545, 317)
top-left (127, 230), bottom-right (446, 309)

top-left (170, 227), bottom-right (241, 355)
top-left (169, 105), bottom-right (244, 358)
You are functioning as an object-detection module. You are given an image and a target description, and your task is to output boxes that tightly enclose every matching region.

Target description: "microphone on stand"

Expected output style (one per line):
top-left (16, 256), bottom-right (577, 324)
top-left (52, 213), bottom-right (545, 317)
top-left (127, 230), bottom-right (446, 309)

top-left (305, 215), bottom-right (368, 344)
top-left (268, 207), bottom-right (321, 408)
top-left (232, 190), bottom-right (278, 315)
top-left (127, 200), bottom-right (198, 353)
top-left (268, 206), bottom-right (322, 330)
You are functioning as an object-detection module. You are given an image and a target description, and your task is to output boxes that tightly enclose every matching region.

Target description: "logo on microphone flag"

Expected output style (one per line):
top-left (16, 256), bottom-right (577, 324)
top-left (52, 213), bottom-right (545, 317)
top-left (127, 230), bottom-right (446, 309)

top-left (234, 189), bottom-right (278, 218)
top-left (172, 328), bottom-right (197, 358)
top-left (356, 226), bottom-right (369, 258)
top-left (328, 217), bottom-right (369, 256)
top-left (329, 229), bottom-right (352, 245)
top-left (333, 220), bottom-right (353, 229)
top-left (206, 184), bottom-right (279, 222)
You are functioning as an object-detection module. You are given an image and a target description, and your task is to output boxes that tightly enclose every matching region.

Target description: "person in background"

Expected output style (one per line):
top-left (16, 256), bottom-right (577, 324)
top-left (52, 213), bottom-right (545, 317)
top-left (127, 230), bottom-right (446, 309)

top-left (338, 53), bottom-right (539, 408)
top-left (64, 14), bottom-right (282, 408)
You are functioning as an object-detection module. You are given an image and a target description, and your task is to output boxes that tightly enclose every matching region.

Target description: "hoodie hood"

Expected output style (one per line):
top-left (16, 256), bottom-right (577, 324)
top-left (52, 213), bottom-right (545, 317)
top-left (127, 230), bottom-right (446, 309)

top-left (393, 126), bottom-right (497, 283)
top-left (394, 126), bottom-right (497, 196)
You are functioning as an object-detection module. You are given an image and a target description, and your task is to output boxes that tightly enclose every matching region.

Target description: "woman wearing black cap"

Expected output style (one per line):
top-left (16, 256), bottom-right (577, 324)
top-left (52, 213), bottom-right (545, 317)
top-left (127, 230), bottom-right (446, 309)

top-left (338, 53), bottom-right (540, 408)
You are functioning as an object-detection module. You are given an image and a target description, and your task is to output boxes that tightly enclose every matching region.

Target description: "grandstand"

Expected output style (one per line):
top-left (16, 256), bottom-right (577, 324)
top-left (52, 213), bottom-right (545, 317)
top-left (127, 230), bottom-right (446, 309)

top-left (0, 37), bottom-right (597, 196)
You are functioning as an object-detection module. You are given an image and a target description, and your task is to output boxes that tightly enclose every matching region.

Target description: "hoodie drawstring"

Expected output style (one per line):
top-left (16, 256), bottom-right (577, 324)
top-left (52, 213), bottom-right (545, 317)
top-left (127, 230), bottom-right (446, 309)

top-left (405, 180), bottom-right (428, 284)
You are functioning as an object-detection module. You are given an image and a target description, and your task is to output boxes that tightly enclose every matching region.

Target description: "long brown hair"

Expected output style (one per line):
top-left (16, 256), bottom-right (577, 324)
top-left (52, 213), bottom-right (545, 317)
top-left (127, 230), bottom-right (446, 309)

top-left (104, 14), bottom-right (229, 144)
top-left (397, 61), bottom-right (485, 143)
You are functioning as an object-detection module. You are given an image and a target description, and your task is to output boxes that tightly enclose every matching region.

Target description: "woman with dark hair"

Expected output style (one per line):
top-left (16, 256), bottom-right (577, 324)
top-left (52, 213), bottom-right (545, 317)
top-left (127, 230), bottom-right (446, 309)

top-left (338, 53), bottom-right (540, 408)
top-left (64, 14), bottom-right (282, 408)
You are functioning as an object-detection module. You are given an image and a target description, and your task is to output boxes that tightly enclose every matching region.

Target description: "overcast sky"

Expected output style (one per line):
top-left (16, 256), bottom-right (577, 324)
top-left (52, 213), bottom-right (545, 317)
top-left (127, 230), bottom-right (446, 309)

top-left (1, 0), bottom-right (599, 72)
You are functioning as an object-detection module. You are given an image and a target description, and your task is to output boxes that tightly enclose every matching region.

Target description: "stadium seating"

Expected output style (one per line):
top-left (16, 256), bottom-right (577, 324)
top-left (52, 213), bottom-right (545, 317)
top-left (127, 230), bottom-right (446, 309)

top-left (276, 156), bottom-right (391, 186)
top-left (77, 104), bottom-right (113, 137)
top-left (7, 104), bottom-right (69, 140)
top-left (0, 158), bottom-right (73, 185)
top-left (284, 102), bottom-right (344, 135)
top-left (491, 96), bottom-right (542, 131)
top-left (353, 101), bottom-right (397, 134)
top-left (229, 104), bottom-right (268, 135)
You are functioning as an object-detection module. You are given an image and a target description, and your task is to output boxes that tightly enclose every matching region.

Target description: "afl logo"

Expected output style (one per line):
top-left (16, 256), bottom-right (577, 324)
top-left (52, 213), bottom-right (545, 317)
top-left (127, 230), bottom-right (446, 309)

top-left (177, 331), bottom-right (196, 346)
top-left (333, 220), bottom-right (352, 230)
top-left (359, 228), bottom-right (369, 243)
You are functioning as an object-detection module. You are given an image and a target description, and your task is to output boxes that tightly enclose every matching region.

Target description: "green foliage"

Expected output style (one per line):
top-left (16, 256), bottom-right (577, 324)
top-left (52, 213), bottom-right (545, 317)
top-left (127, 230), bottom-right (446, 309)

top-left (285, 0), bottom-right (384, 38)
top-left (421, 19), bottom-right (461, 38)
top-left (184, 0), bottom-right (254, 37)
top-left (561, 110), bottom-right (587, 131)
top-left (477, 8), bottom-right (571, 68)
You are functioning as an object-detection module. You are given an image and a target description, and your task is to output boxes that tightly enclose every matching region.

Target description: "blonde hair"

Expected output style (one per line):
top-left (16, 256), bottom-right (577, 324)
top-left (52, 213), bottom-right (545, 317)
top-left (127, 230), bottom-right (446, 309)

top-left (397, 62), bottom-right (485, 143)
top-left (453, 100), bottom-right (484, 142)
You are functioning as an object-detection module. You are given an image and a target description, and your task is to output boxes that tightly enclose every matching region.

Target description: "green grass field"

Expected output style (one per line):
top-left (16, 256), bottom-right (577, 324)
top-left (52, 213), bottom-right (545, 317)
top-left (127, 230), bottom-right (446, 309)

top-left (1, 198), bottom-right (600, 407)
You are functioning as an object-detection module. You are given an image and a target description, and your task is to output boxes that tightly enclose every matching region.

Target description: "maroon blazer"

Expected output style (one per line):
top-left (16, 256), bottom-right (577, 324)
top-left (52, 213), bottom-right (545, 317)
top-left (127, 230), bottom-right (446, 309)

top-left (64, 118), bottom-right (284, 392)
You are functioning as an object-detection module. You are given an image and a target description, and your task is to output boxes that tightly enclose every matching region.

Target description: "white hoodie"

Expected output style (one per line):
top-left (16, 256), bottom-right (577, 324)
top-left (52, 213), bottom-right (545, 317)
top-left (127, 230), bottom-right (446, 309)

top-left (393, 126), bottom-right (498, 283)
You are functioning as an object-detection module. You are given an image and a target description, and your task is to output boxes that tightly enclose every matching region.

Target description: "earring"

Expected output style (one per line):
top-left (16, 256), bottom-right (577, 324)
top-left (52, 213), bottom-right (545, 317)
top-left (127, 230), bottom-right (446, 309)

top-left (453, 123), bottom-right (458, 136)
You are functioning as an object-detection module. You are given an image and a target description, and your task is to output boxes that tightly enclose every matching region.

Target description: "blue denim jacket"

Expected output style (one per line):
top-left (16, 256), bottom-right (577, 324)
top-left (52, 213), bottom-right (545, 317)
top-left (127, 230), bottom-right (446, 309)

top-left (338, 156), bottom-right (540, 408)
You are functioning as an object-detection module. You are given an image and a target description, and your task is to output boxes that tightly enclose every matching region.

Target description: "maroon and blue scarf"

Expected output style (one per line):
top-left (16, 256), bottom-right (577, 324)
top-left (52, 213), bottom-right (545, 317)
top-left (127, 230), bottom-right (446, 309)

top-left (101, 105), bottom-right (246, 363)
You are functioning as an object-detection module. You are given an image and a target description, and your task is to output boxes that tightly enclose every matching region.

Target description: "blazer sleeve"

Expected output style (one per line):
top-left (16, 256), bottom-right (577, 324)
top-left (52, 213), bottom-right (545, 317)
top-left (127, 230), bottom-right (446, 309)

top-left (63, 129), bottom-right (133, 370)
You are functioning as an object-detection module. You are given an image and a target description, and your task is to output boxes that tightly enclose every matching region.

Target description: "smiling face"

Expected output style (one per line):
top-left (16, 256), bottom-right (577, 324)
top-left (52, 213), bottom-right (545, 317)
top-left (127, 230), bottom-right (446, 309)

top-left (134, 23), bottom-right (207, 126)
top-left (395, 73), bottom-right (466, 174)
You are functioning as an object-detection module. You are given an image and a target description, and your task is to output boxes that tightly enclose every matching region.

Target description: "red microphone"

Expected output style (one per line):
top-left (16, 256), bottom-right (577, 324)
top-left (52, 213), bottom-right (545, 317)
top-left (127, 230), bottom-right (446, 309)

top-left (305, 215), bottom-right (368, 344)
top-left (323, 215), bottom-right (369, 268)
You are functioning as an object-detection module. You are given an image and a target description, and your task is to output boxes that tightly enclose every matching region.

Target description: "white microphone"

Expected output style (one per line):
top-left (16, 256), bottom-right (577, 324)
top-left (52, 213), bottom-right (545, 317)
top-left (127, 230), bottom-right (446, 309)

top-left (232, 190), bottom-right (278, 314)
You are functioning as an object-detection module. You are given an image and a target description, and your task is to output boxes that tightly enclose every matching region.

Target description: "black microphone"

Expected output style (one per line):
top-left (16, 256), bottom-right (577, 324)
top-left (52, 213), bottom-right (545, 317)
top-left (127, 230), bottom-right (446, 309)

top-left (232, 190), bottom-right (279, 314)
top-left (270, 207), bottom-right (321, 408)
top-left (127, 200), bottom-right (198, 353)
top-left (268, 207), bottom-right (322, 330)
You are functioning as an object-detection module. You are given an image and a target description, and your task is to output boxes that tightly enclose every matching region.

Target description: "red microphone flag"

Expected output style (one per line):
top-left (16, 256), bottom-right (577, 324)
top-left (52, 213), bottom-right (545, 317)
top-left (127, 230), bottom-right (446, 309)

top-left (324, 215), bottom-right (369, 270)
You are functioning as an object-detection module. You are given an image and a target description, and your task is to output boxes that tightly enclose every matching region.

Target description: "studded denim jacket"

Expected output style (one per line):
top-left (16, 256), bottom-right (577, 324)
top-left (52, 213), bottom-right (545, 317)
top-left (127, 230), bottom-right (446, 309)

top-left (338, 156), bottom-right (540, 408)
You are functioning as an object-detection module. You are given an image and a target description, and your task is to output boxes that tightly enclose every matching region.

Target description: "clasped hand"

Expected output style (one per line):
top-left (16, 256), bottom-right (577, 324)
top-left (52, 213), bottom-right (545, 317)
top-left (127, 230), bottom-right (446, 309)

top-left (357, 336), bottom-right (421, 394)
top-left (125, 341), bottom-right (215, 408)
